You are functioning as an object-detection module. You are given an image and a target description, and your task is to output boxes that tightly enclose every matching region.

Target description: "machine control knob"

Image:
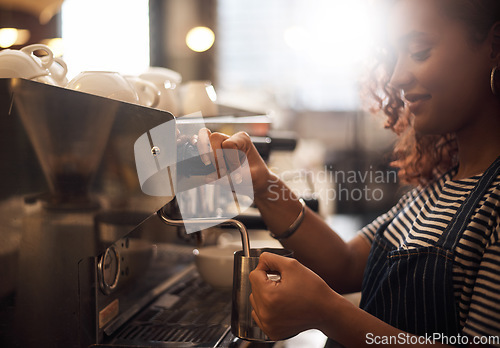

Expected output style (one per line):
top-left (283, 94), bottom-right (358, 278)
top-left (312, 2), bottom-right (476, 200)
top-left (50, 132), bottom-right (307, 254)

top-left (98, 245), bottom-right (120, 295)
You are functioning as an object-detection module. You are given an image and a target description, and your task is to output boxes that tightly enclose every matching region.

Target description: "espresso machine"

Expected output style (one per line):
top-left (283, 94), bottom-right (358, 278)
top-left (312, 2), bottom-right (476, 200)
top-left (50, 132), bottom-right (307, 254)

top-left (0, 77), bottom-right (297, 348)
top-left (0, 78), bottom-right (222, 347)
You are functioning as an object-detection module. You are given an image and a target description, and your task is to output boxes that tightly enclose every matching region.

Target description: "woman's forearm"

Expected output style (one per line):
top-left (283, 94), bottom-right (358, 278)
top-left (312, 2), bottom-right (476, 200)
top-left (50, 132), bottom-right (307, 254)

top-left (254, 175), bottom-right (369, 293)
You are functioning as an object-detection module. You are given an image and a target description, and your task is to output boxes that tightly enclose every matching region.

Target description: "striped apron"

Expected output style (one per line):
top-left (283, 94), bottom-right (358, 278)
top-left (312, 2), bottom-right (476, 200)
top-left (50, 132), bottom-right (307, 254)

top-left (358, 156), bottom-right (500, 338)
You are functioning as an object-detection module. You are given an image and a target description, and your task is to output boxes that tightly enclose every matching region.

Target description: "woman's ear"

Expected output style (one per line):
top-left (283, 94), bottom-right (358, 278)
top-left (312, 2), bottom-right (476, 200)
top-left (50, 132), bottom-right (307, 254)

top-left (490, 21), bottom-right (500, 60)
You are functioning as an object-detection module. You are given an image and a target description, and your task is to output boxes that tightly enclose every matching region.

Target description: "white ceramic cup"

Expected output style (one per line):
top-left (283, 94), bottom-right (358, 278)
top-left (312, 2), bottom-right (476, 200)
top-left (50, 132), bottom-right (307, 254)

top-left (0, 44), bottom-right (56, 84)
top-left (139, 67), bottom-right (182, 115)
top-left (180, 80), bottom-right (218, 116)
top-left (66, 71), bottom-right (140, 104)
top-left (124, 76), bottom-right (160, 108)
top-left (193, 245), bottom-right (240, 289)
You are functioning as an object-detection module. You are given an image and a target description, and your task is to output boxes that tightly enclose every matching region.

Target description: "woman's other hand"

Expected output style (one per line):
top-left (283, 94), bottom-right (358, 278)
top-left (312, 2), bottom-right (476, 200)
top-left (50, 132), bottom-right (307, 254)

top-left (196, 128), bottom-right (276, 197)
top-left (249, 252), bottom-right (338, 341)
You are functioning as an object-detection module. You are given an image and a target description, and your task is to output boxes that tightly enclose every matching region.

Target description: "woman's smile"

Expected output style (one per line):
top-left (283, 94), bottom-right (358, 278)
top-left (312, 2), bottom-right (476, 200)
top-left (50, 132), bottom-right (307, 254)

top-left (404, 92), bottom-right (432, 115)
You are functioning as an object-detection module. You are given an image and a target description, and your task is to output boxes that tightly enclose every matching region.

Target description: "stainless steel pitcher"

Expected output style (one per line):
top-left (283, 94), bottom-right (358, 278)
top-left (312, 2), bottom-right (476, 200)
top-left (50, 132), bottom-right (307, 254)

top-left (231, 248), bottom-right (293, 341)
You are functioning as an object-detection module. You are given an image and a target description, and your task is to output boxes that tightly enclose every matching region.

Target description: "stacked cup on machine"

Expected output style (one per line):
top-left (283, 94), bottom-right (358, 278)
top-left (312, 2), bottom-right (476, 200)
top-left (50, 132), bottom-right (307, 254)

top-left (0, 44), bottom-right (61, 85)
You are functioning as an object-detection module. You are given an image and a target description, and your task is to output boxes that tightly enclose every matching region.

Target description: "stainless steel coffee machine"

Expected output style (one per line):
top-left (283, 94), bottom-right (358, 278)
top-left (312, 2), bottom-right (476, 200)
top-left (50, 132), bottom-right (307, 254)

top-left (0, 78), bottom-right (237, 348)
top-left (0, 78), bottom-right (296, 348)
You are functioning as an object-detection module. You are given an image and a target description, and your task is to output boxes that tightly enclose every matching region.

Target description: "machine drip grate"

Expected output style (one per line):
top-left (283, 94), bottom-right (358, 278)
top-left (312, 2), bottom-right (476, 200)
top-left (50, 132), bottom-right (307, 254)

top-left (111, 274), bottom-right (232, 346)
top-left (117, 323), bottom-right (227, 343)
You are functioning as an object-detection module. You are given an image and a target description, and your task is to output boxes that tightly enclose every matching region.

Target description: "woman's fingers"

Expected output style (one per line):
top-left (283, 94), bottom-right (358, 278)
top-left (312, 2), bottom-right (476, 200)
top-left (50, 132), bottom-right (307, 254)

top-left (249, 293), bottom-right (260, 319)
top-left (210, 132), bottom-right (231, 177)
top-left (219, 133), bottom-right (251, 185)
top-left (196, 128), bottom-right (227, 177)
top-left (248, 253), bottom-right (337, 341)
top-left (197, 129), bottom-right (252, 178)
top-left (250, 287), bottom-right (268, 334)
top-left (249, 268), bottom-right (272, 288)
top-left (195, 129), bottom-right (270, 194)
top-left (251, 310), bottom-right (265, 332)
top-left (196, 128), bottom-right (212, 166)
top-left (255, 252), bottom-right (292, 274)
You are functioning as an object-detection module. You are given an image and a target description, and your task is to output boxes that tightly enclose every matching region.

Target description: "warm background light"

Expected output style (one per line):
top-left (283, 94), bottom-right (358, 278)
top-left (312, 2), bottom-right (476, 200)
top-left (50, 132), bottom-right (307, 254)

top-left (0, 28), bottom-right (31, 48)
top-left (186, 26), bottom-right (215, 52)
top-left (41, 38), bottom-right (64, 57)
top-left (0, 28), bottom-right (18, 48)
top-left (14, 29), bottom-right (31, 46)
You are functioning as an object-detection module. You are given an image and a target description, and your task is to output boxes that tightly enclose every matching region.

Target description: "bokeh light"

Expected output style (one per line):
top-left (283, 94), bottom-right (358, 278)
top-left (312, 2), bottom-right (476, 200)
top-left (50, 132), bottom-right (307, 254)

top-left (186, 26), bottom-right (215, 53)
top-left (41, 38), bottom-right (64, 57)
top-left (0, 28), bottom-right (18, 48)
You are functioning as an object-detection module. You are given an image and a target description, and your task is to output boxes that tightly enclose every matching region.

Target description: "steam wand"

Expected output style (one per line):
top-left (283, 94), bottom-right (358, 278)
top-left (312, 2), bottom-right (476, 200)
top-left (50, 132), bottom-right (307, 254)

top-left (157, 208), bottom-right (250, 257)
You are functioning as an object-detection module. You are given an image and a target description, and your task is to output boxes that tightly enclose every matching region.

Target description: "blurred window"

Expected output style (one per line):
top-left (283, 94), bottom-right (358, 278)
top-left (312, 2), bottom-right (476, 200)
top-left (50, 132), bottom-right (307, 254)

top-left (61, 0), bottom-right (150, 79)
top-left (217, 0), bottom-right (377, 111)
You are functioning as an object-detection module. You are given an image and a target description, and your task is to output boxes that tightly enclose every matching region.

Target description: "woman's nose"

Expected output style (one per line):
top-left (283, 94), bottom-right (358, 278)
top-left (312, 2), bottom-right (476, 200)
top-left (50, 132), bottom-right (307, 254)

top-left (388, 59), bottom-right (414, 90)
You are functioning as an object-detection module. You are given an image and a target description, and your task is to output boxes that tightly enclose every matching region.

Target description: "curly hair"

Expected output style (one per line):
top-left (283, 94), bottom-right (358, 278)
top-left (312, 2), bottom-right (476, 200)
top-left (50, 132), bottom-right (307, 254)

top-left (362, 0), bottom-right (500, 187)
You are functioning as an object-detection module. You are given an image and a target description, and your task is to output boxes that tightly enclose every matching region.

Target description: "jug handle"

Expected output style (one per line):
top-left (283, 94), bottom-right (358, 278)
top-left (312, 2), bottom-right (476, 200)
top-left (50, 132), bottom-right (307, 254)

top-left (21, 44), bottom-right (54, 69)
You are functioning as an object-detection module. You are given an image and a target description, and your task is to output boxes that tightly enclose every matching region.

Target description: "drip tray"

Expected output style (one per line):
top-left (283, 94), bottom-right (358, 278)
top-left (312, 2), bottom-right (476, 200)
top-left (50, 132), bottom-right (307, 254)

top-left (109, 274), bottom-right (233, 347)
top-left (115, 324), bottom-right (228, 346)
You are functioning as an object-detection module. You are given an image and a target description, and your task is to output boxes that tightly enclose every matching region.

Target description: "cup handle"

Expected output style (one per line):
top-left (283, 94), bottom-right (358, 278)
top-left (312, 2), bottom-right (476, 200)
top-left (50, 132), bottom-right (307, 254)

top-left (20, 44), bottom-right (54, 69)
top-left (131, 80), bottom-right (160, 108)
top-left (52, 57), bottom-right (68, 82)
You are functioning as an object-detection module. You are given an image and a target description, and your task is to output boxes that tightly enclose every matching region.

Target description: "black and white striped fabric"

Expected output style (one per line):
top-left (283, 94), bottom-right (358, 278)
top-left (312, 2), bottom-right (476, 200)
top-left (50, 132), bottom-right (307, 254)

top-left (359, 169), bottom-right (500, 339)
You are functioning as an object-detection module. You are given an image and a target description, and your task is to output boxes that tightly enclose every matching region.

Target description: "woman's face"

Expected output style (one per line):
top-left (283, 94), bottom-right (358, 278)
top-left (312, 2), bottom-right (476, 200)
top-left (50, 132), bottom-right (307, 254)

top-left (388, 0), bottom-right (494, 134)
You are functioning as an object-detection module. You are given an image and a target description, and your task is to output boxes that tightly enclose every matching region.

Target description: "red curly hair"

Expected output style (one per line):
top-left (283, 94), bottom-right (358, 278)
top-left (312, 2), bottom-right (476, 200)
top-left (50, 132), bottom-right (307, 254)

top-left (362, 0), bottom-right (500, 186)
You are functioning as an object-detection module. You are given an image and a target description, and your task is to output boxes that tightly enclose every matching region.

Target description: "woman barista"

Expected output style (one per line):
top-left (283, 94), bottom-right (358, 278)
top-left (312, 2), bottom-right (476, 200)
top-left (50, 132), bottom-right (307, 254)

top-left (199, 0), bottom-right (500, 346)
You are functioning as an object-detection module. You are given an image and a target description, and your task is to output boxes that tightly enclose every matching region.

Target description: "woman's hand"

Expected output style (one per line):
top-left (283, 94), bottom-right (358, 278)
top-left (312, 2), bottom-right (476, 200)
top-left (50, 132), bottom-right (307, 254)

top-left (196, 128), bottom-right (276, 197)
top-left (248, 252), bottom-right (339, 341)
